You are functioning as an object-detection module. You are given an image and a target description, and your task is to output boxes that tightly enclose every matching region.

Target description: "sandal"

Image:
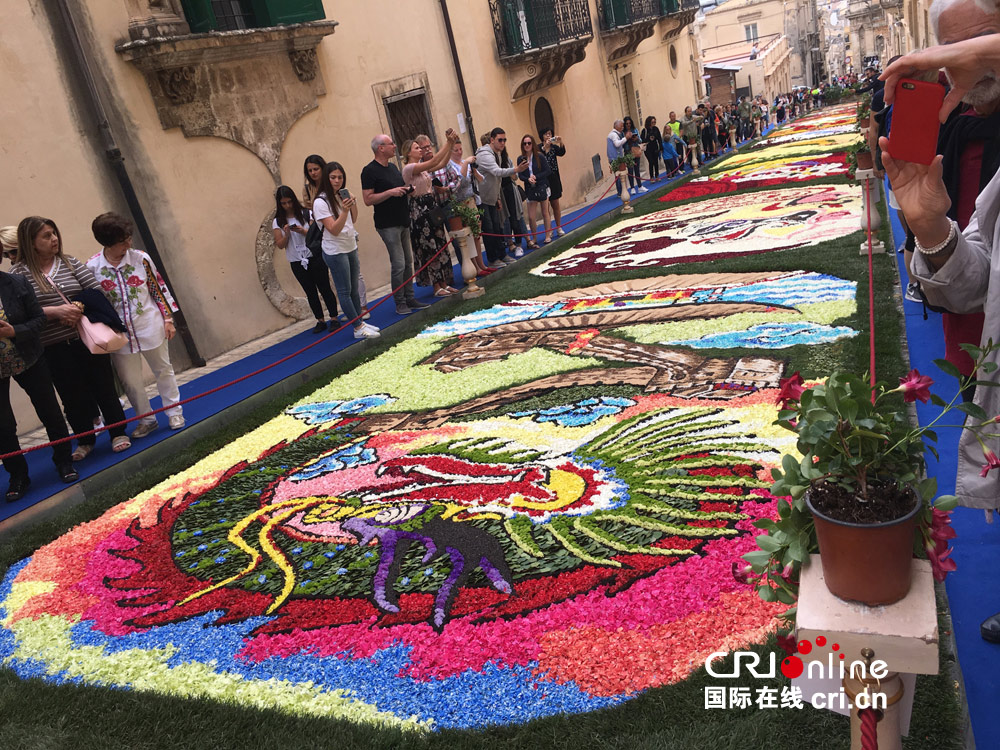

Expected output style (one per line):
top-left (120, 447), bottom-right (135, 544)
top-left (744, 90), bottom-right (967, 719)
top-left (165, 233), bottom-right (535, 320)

top-left (526, 241), bottom-right (539, 250)
top-left (112, 435), bottom-right (132, 453)
top-left (433, 288), bottom-right (453, 297)
top-left (71, 444), bottom-right (94, 462)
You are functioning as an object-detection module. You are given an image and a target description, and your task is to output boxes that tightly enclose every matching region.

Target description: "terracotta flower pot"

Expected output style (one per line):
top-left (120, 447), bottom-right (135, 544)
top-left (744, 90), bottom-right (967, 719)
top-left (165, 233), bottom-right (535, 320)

top-left (806, 489), bottom-right (920, 606)
top-left (447, 216), bottom-right (464, 232)
top-left (856, 150), bottom-right (874, 171)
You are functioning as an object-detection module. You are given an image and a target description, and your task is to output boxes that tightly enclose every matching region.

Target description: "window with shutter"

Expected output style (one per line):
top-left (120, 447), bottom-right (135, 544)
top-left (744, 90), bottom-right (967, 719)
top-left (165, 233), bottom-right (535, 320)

top-left (179, 0), bottom-right (324, 32)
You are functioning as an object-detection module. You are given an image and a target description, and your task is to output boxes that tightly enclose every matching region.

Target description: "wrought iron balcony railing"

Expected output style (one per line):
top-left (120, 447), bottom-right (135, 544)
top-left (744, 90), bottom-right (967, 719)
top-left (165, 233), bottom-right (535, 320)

top-left (600, 0), bottom-right (662, 32)
top-left (680, 0), bottom-right (700, 11)
top-left (490, 0), bottom-right (593, 59)
top-left (659, 0), bottom-right (679, 13)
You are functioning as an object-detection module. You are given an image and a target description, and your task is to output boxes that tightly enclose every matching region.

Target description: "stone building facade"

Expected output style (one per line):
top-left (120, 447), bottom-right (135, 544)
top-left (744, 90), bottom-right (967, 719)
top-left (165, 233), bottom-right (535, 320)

top-left (4, 0), bottom-right (705, 431)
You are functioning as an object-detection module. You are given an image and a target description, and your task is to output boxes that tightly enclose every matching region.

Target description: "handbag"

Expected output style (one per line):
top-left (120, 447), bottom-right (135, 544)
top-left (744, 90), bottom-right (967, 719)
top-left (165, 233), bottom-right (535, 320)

top-left (46, 270), bottom-right (128, 355)
top-left (426, 206), bottom-right (448, 229)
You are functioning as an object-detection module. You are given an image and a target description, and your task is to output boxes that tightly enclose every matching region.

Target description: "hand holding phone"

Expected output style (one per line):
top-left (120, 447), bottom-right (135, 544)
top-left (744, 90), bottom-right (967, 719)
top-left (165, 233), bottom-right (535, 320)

top-left (886, 78), bottom-right (946, 165)
top-left (338, 188), bottom-right (351, 201)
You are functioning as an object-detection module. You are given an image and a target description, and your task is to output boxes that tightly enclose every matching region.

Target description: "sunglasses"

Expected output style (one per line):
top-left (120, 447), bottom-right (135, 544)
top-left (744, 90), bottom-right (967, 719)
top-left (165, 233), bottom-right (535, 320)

top-left (496, 137), bottom-right (507, 142)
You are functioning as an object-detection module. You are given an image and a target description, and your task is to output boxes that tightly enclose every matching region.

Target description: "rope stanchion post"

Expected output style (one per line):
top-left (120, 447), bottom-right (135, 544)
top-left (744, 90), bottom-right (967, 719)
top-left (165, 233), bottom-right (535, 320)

top-left (842, 646), bottom-right (905, 750)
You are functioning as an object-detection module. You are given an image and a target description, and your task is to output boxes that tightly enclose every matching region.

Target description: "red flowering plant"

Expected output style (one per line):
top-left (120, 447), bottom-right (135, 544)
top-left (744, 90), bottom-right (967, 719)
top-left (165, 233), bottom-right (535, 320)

top-left (741, 341), bottom-right (1000, 618)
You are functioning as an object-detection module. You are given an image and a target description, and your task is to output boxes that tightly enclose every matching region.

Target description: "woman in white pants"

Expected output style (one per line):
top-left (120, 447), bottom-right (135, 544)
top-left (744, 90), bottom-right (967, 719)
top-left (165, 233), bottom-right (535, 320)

top-left (87, 212), bottom-right (184, 437)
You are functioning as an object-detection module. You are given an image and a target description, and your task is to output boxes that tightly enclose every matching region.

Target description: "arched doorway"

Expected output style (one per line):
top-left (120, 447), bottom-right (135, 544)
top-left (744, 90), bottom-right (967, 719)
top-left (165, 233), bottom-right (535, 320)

top-left (534, 97), bottom-right (554, 138)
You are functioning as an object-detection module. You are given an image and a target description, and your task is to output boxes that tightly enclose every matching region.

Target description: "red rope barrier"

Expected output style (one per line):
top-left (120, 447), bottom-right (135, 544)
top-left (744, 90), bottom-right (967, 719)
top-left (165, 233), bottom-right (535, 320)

top-left (1, 237), bottom-right (458, 461)
top-left (864, 178), bottom-right (877, 398)
top-left (859, 706), bottom-right (880, 750)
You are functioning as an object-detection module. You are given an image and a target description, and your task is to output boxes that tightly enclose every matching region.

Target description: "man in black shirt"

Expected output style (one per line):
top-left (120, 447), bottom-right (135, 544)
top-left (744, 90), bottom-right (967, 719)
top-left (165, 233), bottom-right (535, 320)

top-left (361, 134), bottom-right (429, 315)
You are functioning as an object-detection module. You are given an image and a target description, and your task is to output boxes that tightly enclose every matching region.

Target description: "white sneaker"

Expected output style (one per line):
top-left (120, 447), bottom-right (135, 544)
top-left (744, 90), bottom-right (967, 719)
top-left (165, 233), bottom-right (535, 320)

top-left (487, 260), bottom-right (505, 269)
top-left (168, 415), bottom-right (185, 430)
top-left (362, 323), bottom-right (380, 333)
top-left (637, 185), bottom-right (649, 194)
top-left (502, 255), bottom-right (517, 264)
top-left (513, 247), bottom-right (524, 258)
top-left (354, 326), bottom-right (380, 339)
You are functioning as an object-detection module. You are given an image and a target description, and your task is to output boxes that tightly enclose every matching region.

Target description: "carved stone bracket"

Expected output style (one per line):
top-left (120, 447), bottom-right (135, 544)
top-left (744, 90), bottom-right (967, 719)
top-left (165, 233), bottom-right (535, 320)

top-left (660, 10), bottom-right (696, 41)
top-left (602, 20), bottom-right (657, 63)
top-left (503, 39), bottom-right (590, 100)
top-left (117, 21), bottom-right (338, 180)
top-left (288, 49), bottom-right (318, 82)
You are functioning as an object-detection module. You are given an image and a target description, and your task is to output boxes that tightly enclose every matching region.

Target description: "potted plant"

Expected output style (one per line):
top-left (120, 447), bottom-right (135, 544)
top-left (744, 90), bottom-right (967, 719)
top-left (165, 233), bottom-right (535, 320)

top-left (609, 153), bottom-right (635, 174)
top-left (846, 140), bottom-right (874, 178)
top-left (740, 343), bottom-right (999, 613)
top-left (857, 93), bottom-right (872, 130)
top-left (447, 197), bottom-right (481, 235)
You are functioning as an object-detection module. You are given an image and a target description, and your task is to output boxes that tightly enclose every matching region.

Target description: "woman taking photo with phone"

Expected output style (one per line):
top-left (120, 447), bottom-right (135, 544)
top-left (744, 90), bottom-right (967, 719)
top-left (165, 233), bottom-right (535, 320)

top-left (312, 162), bottom-right (380, 340)
top-left (539, 127), bottom-right (567, 238)
top-left (301, 154), bottom-right (326, 210)
top-left (402, 133), bottom-right (460, 298)
top-left (517, 134), bottom-right (552, 249)
top-left (12, 216), bottom-right (130, 459)
top-left (272, 186), bottom-right (339, 334)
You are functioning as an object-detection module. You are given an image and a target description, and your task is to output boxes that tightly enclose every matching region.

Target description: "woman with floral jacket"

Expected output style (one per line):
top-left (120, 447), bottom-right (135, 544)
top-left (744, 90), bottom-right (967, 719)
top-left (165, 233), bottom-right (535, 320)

top-left (86, 212), bottom-right (184, 438)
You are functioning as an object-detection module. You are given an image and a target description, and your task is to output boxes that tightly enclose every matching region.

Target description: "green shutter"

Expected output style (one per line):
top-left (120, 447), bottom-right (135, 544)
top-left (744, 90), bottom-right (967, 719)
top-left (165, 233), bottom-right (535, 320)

top-left (179, 0), bottom-right (218, 32)
top-left (250, 0), bottom-right (326, 26)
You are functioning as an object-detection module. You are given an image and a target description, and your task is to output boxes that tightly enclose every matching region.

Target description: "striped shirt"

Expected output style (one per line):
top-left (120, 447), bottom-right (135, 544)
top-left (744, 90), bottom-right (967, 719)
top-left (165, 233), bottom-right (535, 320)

top-left (11, 255), bottom-right (100, 346)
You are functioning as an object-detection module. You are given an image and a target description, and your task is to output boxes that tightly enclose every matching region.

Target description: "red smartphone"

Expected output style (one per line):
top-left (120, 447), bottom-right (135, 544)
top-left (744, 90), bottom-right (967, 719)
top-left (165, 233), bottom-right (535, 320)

top-left (887, 78), bottom-right (945, 165)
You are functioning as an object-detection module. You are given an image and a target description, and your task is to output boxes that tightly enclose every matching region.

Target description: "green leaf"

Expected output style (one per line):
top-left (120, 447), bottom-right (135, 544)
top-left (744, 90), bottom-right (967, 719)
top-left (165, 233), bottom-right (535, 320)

top-left (758, 586), bottom-right (778, 602)
top-left (934, 358), bottom-right (962, 379)
top-left (934, 494), bottom-right (959, 512)
top-left (956, 401), bottom-right (988, 420)
top-left (755, 534), bottom-right (782, 553)
top-left (743, 549), bottom-right (772, 567)
top-left (775, 588), bottom-right (796, 604)
top-left (930, 394), bottom-right (947, 407)
top-left (981, 361), bottom-right (998, 373)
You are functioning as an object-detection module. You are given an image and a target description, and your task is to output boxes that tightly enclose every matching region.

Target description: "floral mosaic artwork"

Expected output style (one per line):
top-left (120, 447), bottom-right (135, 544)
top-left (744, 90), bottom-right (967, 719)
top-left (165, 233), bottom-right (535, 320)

top-left (531, 184), bottom-right (861, 278)
top-left (659, 154), bottom-right (848, 202)
top-left (0, 268), bottom-right (862, 730)
top-left (749, 131), bottom-right (859, 151)
top-left (0, 110), bottom-right (865, 733)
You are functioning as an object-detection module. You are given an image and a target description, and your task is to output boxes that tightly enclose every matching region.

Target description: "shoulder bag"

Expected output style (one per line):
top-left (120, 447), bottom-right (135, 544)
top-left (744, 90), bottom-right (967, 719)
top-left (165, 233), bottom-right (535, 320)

top-left (46, 272), bottom-right (127, 354)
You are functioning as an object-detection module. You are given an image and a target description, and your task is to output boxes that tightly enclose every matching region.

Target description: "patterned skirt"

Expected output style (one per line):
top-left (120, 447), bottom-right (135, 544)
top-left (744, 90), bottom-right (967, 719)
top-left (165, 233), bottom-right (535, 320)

top-left (409, 193), bottom-right (452, 289)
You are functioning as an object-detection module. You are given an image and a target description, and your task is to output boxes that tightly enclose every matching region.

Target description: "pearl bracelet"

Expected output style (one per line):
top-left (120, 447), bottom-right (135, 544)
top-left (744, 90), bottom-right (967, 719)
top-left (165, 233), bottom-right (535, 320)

top-left (915, 220), bottom-right (957, 256)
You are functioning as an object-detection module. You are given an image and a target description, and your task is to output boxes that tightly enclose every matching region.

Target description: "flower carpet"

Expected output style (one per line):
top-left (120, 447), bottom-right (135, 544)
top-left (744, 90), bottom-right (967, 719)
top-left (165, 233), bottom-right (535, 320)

top-left (0, 107), bottom-right (868, 733)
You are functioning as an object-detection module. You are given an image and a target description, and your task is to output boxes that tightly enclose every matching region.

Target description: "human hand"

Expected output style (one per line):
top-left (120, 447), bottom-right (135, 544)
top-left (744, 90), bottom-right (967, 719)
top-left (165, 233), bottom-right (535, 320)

top-left (445, 128), bottom-right (459, 143)
top-left (463, 156), bottom-right (476, 165)
top-left (516, 160), bottom-right (529, 172)
top-left (57, 303), bottom-right (82, 326)
top-left (344, 197), bottom-right (357, 210)
top-left (879, 136), bottom-right (952, 245)
top-left (164, 319), bottom-right (176, 340)
top-left (392, 186), bottom-right (410, 197)
top-left (0, 320), bottom-right (15, 338)
top-left (529, 175), bottom-right (536, 185)
top-left (881, 36), bottom-right (1000, 120)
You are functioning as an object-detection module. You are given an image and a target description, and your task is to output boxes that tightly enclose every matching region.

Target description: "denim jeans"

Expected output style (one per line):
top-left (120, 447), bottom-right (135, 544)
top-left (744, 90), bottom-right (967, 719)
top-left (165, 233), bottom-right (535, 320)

top-left (375, 225), bottom-right (416, 305)
top-left (323, 250), bottom-right (363, 323)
